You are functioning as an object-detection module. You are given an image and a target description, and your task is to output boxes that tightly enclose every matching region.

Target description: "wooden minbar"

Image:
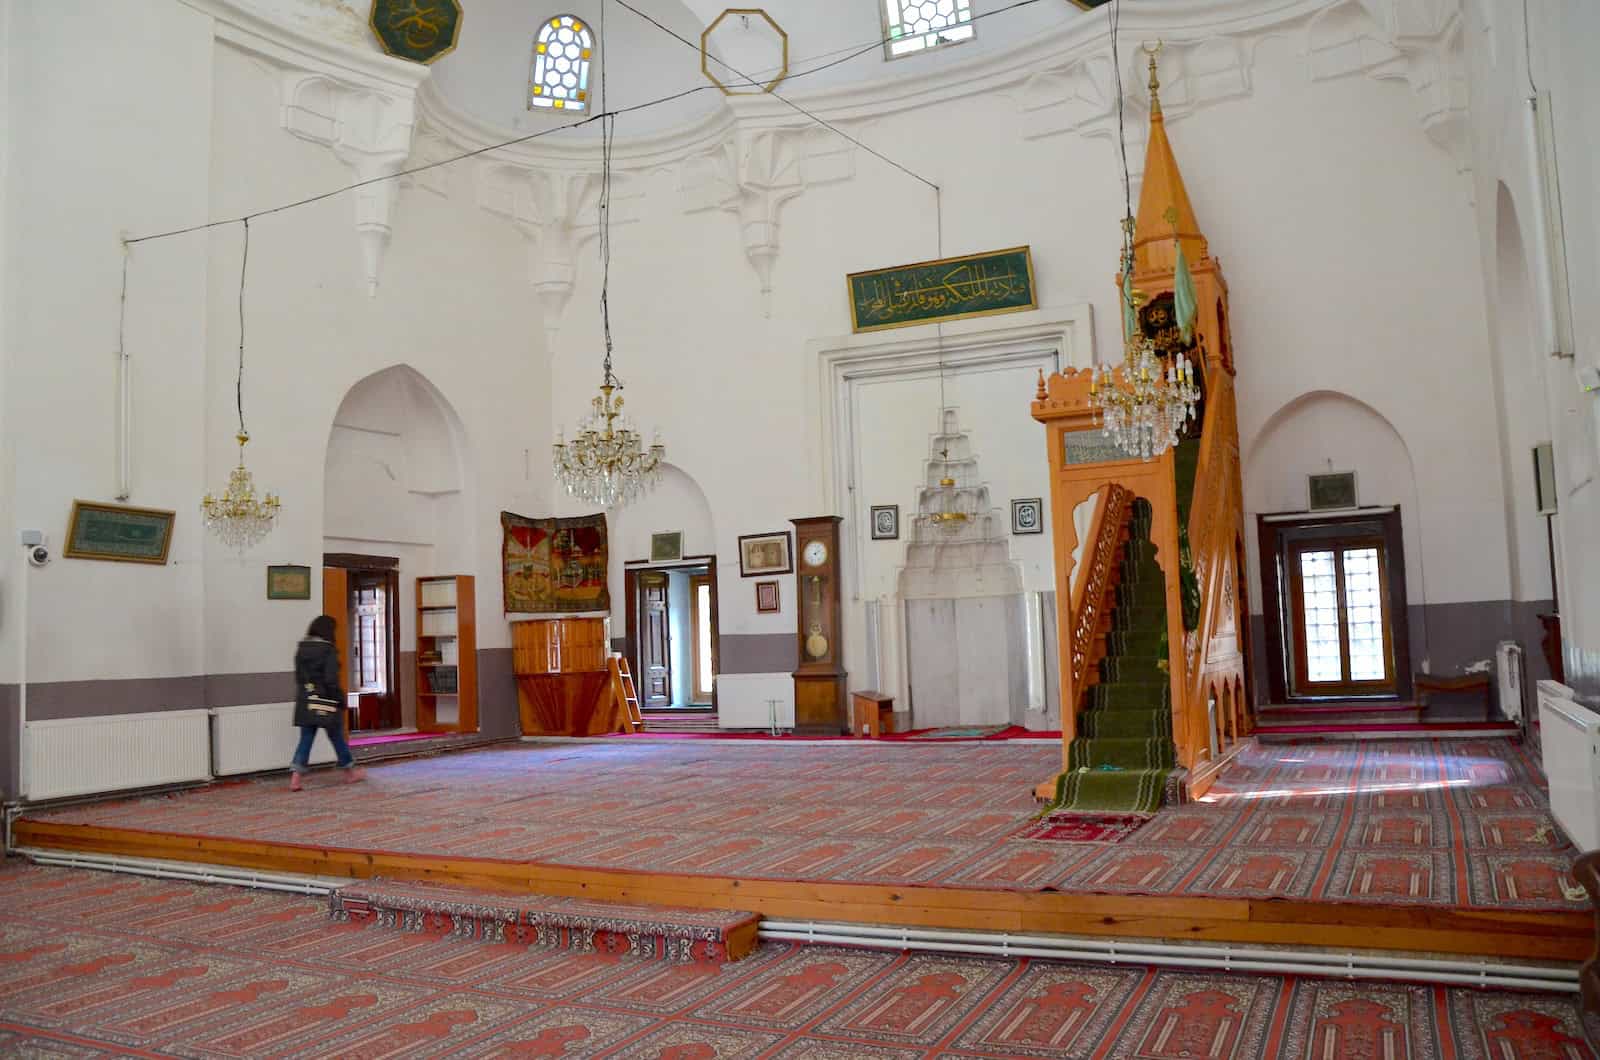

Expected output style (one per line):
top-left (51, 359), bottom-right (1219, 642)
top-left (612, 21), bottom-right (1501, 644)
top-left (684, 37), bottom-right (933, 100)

top-left (512, 617), bottom-right (629, 735)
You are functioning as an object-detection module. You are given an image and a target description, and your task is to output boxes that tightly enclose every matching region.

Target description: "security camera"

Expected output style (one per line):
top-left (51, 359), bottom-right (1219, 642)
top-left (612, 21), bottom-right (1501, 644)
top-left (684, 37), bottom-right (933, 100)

top-left (27, 545), bottom-right (50, 568)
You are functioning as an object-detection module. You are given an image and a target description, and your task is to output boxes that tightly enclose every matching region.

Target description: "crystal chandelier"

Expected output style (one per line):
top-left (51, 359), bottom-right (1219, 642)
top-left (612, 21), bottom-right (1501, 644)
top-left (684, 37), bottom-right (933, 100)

top-left (552, 105), bottom-right (665, 508)
top-left (203, 431), bottom-right (281, 551)
top-left (1089, 286), bottom-right (1199, 460)
top-left (202, 218), bottom-right (281, 551)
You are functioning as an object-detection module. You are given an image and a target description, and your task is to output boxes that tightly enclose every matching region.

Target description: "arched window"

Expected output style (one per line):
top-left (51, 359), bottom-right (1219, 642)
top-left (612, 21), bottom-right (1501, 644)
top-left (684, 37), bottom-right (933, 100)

top-left (883, 0), bottom-right (974, 59)
top-left (530, 14), bottom-right (593, 111)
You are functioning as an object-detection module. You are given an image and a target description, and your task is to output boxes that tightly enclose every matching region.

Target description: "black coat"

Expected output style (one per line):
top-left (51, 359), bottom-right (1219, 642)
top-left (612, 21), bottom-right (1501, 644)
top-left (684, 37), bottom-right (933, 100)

top-left (293, 636), bottom-right (344, 728)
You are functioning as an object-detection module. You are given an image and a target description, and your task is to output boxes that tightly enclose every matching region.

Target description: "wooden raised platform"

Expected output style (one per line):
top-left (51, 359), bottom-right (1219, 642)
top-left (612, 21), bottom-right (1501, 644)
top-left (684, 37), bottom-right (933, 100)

top-left (13, 817), bottom-right (1586, 964)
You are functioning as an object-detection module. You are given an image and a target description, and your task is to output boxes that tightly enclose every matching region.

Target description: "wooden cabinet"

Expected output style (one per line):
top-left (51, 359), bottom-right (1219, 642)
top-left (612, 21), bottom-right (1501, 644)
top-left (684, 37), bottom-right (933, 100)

top-left (511, 617), bottom-right (624, 735)
top-left (416, 575), bottom-right (478, 733)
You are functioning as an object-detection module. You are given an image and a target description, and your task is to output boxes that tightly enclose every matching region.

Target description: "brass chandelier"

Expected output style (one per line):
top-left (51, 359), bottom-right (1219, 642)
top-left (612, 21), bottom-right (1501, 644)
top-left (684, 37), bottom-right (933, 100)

top-left (202, 218), bottom-right (281, 552)
top-left (552, 91), bottom-right (664, 508)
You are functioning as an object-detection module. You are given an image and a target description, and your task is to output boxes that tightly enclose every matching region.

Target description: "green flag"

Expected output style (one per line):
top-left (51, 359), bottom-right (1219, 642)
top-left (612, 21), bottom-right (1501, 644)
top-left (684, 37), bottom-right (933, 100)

top-left (1173, 239), bottom-right (1198, 344)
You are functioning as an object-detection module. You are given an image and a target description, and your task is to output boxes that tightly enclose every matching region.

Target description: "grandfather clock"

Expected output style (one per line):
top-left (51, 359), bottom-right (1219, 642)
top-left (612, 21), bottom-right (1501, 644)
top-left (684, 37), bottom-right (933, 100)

top-left (792, 516), bottom-right (846, 734)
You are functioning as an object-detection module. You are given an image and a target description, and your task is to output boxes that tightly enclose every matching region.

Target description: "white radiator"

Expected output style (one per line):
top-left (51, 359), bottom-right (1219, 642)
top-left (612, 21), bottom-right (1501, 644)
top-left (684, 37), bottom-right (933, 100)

top-left (25, 710), bottom-right (212, 801)
top-left (1495, 640), bottom-right (1525, 724)
top-left (211, 703), bottom-right (337, 775)
top-left (1537, 680), bottom-right (1599, 851)
top-left (716, 673), bottom-right (794, 731)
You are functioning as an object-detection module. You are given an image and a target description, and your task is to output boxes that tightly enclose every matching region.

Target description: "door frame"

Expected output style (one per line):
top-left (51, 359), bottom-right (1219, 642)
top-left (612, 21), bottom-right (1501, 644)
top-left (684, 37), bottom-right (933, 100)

top-left (624, 555), bottom-right (719, 711)
top-left (1256, 508), bottom-right (1412, 703)
top-left (324, 553), bottom-right (401, 729)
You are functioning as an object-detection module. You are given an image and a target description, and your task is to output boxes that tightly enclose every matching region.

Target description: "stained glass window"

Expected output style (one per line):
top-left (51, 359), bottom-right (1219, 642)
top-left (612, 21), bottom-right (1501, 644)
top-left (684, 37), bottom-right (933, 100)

top-left (530, 15), bottom-right (593, 112)
top-left (883, 0), bottom-right (975, 59)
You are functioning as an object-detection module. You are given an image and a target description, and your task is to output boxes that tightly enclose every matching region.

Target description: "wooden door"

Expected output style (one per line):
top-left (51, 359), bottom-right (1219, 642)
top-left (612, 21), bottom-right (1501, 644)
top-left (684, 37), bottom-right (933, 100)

top-left (321, 568), bottom-right (350, 697)
top-left (689, 572), bottom-right (714, 703)
top-left (1287, 537), bottom-right (1397, 697)
top-left (348, 570), bottom-right (400, 730)
top-left (639, 573), bottom-right (672, 708)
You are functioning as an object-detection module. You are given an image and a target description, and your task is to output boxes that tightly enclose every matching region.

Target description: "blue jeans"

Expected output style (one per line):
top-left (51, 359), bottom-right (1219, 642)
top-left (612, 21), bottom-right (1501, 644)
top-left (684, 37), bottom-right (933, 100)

top-left (291, 724), bottom-right (354, 773)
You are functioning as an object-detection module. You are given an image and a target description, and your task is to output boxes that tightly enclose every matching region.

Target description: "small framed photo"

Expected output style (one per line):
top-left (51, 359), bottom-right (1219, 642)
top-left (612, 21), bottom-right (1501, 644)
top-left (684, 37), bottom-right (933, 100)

top-left (1011, 497), bottom-right (1044, 535)
top-left (650, 531), bottom-right (683, 563)
top-left (738, 531), bottom-right (792, 577)
top-left (1308, 472), bottom-right (1358, 511)
top-left (64, 500), bottom-right (176, 564)
top-left (870, 504), bottom-right (900, 541)
top-left (267, 564), bottom-right (313, 600)
top-left (755, 580), bottom-right (781, 613)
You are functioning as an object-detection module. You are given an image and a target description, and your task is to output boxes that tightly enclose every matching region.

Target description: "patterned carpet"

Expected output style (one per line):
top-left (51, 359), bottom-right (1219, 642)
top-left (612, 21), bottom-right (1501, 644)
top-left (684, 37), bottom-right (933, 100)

top-left (0, 863), bottom-right (1590, 1059)
top-left (24, 737), bottom-right (1585, 910)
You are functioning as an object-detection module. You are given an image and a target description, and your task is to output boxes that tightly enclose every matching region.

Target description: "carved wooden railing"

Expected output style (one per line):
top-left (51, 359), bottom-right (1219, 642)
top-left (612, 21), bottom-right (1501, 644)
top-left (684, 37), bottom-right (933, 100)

top-left (1069, 484), bottom-right (1134, 716)
top-left (1176, 353), bottom-right (1247, 770)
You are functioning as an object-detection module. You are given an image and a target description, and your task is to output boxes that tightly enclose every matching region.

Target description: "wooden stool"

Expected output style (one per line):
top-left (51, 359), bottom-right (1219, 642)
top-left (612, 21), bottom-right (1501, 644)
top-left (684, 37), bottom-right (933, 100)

top-left (851, 691), bottom-right (895, 738)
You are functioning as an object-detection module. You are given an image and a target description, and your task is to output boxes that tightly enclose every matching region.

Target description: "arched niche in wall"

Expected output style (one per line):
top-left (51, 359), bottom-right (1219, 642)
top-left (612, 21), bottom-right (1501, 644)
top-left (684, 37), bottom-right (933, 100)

top-left (605, 463), bottom-right (716, 564)
top-left (1490, 182), bottom-right (1555, 602)
top-left (1241, 389), bottom-right (1424, 609)
top-left (323, 364), bottom-right (472, 570)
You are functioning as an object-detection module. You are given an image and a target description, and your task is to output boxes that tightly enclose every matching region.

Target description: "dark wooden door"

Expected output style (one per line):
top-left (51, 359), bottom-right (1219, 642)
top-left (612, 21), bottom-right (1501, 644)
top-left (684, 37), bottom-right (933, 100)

top-left (639, 573), bottom-right (672, 708)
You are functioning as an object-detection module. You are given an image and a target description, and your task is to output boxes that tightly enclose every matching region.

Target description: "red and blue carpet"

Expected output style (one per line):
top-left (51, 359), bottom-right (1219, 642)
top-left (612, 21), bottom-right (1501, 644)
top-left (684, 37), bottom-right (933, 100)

top-left (0, 863), bottom-right (1589, 1058)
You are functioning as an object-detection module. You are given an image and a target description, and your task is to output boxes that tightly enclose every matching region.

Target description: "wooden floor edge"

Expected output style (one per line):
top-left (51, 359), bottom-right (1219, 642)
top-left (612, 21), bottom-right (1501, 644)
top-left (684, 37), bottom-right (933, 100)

top-left (12, 819), bottom-right (1587, 963)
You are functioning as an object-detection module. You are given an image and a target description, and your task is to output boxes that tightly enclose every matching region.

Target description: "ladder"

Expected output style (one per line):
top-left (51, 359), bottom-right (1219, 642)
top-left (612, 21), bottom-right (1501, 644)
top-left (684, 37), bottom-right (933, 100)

top-left (609, 654), bottom-right (645, 733)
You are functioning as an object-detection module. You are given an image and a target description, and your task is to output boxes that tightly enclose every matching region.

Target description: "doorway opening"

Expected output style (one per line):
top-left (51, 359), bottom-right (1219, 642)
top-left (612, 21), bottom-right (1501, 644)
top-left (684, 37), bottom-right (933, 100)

top-left (1257, 509), bottom-right (1412, 703)
top-left (323, 553), bottom-right (402, 732)
top-left (624, 558), bottom-right (719, 711)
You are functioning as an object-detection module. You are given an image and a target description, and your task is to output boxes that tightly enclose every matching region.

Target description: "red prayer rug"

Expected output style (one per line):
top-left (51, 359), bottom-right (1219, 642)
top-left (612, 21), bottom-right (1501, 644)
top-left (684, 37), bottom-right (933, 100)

top-left (1015, 812), bottom-right (1152, 843)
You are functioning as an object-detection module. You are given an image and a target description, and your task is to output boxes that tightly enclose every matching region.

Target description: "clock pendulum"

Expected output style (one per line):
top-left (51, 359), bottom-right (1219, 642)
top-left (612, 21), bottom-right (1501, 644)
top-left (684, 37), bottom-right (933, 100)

top-left (806, 574), bottom-right (828, 659)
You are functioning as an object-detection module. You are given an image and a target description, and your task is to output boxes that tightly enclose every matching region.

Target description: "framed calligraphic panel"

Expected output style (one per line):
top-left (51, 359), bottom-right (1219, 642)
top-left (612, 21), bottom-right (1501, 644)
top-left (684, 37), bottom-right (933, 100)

top-left (63, 500), bottom-right (175, 564)
top-left (369, 0), bottom-right (462, 65)
top-left (847, 246), bottom-right (1037, 333)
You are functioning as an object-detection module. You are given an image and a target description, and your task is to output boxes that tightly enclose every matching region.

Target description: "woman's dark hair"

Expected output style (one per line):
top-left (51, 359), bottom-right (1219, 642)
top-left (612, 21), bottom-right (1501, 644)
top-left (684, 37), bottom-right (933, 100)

top-left (307, 614), bottom-right (337, 641)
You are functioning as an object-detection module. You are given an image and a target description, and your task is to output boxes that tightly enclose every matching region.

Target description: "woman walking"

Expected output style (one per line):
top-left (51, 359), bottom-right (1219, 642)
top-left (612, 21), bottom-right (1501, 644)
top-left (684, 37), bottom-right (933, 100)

top-left (291, 614), bottom-right (366, 791)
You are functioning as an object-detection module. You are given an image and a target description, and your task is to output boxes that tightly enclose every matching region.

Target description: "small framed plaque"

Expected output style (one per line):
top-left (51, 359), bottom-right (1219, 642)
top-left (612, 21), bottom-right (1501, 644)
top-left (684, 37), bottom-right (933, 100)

top-left (267, 564), bottom-right (313, 600)
top-left (870, 505), bottom-right (899, 541)
top-left (755, 580), bottom-right (781, 613)
top-left (1011, 498), bottom-right (1044, 535)
top-left (1308, 472), bottom-right (1358, 511)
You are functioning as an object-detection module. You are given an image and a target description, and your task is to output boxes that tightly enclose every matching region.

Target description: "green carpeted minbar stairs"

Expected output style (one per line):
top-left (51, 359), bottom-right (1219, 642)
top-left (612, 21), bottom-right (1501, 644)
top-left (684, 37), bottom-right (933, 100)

top-left (1049, 500), bottom-right (1179, 814)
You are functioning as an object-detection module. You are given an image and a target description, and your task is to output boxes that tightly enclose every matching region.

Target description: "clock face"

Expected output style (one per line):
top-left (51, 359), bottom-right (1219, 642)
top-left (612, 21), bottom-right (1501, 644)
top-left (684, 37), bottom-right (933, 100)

top-left (802, 540), bottom-right (829, 568)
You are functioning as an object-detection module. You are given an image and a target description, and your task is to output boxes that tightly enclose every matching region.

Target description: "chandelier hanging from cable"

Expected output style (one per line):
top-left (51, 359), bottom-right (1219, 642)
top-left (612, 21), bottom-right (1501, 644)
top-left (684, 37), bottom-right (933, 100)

top-left (552, 102), bottom-right (664, 508)
top-left (1085, 35), bottom-right (1199, 461)
top-left (201, 217), bottom-right (281, 552)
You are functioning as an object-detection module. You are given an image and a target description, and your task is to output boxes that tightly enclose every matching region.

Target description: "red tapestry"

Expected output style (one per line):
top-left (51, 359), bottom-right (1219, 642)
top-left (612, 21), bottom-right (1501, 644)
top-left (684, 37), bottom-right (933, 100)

top-left (501, 511), bottom-right (610, 614)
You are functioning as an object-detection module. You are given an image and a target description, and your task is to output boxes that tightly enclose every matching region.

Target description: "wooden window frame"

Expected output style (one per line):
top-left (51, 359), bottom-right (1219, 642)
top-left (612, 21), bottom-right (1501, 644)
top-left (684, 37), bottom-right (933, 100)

top-left (1257, 508), bottom-right (1412, 703)
top-left (690, 573), bottom-right (714, 703)
top-left (1286, 537), bottom-right (1397, 696)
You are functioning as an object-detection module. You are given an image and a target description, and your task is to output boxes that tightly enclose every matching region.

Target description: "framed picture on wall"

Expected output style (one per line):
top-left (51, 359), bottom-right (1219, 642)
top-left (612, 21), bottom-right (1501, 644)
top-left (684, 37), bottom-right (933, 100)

top-left (1010, 498), bottom-right (1044, 535)
top-left (870, 504), bottom-right (899, 540)
top-left (267, 564), bottom-right (313, 600)
top-left (650, 531), bottom-right (683, 562)
top-left (63, 500), bottom-right (175, 564)
top-left (1308, 472), bottom-right (1358, 511)
top-left (755, 580), bottom-right (781, 613)
top-left (738, 531), bottom-right (792, 577)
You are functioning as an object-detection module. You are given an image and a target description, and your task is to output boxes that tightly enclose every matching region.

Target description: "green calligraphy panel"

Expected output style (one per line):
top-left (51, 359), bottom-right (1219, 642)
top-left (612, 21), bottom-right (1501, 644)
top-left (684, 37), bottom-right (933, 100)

top-left (848, 247), bottom-right (1037, 333)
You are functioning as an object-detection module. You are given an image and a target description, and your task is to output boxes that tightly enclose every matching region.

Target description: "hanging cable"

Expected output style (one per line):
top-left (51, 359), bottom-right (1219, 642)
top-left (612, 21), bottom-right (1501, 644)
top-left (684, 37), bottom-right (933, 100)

top-left (236, 217), bottom-right (249, 437)
top-left (598, 0), bottom-right (616, 386)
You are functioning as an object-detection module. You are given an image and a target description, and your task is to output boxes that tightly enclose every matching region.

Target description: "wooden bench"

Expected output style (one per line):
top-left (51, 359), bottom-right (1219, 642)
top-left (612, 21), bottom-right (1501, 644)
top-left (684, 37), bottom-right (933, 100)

top-left (1413, 672), bottom-right (1492, 716)
top-left (851, 691), bottom-right (895, 738)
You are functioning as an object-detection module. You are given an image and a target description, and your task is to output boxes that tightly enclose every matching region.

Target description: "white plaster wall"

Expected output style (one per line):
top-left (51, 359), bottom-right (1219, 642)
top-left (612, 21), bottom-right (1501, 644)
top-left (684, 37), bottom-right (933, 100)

top-left (539, 31), bottom-right (1514, 690)
top-left (1460, 0), bottom-right (1600, 691)
top-left (2, 0), bottom-right (215, 684)
top-left (201, 40), bottom-right (549, 678)
top-left (1241, 393), bottom-right (1428, 640)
